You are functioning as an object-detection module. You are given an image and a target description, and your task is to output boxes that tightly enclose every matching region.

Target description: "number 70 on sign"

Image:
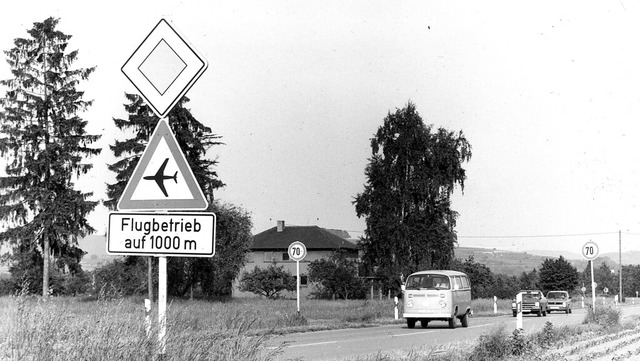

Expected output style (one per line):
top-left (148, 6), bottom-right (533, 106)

top-left (288, 241), bottom-right (307, 262)
top-left (582, 241), bottom-right (599, 261)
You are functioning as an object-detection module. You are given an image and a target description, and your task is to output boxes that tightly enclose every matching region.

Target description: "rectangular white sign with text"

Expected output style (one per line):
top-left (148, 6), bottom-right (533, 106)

top-left (107, 212), bottom-right (216, 257)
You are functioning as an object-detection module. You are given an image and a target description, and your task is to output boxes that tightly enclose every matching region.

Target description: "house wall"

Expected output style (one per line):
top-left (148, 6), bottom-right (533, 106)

top-left (233, 249), bottom-right (337, 298)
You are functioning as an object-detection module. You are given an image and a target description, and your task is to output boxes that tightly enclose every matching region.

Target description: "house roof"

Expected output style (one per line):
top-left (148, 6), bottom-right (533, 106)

top-left (252, 225), bottom-right (358, 251)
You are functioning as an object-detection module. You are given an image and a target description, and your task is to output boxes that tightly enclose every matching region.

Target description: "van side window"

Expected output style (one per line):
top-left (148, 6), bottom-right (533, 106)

top-left (461, 276), bottom-right (470, 289)
top-left (453, 276), bottom-right (462, 290)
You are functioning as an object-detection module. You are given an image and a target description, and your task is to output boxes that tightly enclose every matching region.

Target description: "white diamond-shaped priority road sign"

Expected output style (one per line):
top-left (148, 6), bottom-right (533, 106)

top-left (122, 19), bottom-right (207, 118)
top-left (117, 119), bottom-right (208, 211)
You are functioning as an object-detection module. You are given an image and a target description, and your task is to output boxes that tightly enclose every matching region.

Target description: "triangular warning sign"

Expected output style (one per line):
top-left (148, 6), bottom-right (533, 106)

top-left (117, 119), bottom-right (208, 210)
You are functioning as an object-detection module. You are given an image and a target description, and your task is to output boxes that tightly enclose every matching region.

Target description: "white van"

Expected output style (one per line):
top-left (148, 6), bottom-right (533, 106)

top-left (401, 270), bottom-right (472, 329)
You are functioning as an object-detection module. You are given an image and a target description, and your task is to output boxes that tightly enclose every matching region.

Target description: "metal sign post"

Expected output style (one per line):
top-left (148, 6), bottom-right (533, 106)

top-left (583, 241), bottom-right (600, 315)
top-left (591, 261), bottom-right (597, 312)
top-left (288, 242), bottom-right (307, 315)
top-left (119, 18), bottom-right (210, 358)
top-left (158, 256), bottom-right (167, 355)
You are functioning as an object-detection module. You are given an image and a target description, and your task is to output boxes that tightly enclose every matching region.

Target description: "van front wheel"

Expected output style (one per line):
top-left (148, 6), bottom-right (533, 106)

top-left (448, 317), bottom-right (455, 329)
top-left (407, 318), bottom-right (416, 329)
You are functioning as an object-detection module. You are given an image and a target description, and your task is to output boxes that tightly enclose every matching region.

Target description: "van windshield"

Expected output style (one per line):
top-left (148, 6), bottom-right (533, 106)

top-left (405, 274), bottom-right (450, 290)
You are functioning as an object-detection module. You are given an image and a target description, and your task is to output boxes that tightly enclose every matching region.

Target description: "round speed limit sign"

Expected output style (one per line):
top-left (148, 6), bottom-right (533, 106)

top-left (582, 241), bottom-right (599, 261)
top-left (288, 241), bottom-right (307, 262)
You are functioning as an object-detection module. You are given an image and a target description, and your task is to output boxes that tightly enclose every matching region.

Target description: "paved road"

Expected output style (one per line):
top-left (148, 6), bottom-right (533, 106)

top-left (271, 305), bottom-right (640, 361)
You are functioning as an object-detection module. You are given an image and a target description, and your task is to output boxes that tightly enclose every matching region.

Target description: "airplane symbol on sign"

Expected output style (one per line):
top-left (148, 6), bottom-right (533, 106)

top-left (143, 158), bottom-right (177, 197)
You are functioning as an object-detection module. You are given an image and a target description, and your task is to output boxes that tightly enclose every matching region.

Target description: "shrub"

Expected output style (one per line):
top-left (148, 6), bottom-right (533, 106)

top-left (583, 306), bottom-right (621, 328)
top-left (308, 252), bottom-right (367, 300)
top-left (470, 325), bottom-right (512, 360)
top-left (239, 263), bottom-right (296, 299)
top-left (537, 321), bottom-right (556, 348)
top-left (509, 328), bottom-right (533, 356)
top-left (92, 257), bottom-right (150, 298)
top-left (470, 324), bottom-right (538, 360)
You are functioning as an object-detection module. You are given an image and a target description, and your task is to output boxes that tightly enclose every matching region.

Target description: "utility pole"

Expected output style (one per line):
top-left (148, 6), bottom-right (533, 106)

top-left (619, 230), bottom-right (623, 303)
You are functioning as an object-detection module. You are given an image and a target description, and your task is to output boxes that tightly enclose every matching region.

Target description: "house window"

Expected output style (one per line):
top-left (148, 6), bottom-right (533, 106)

top-left (264, 251), bottom-right (280, 262)
top-left (263, 251), bottom-right (294, 262)
top-left (300, 275), bottom-right (308, 286)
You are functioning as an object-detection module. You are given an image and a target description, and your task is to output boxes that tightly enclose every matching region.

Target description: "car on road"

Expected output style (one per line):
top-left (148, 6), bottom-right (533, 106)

top-left (546, 290), bottom-right (572, 314)
top-left (401, 270), bottom-right (472, 329)
top-left (512, 290), bottom-right (548, 317)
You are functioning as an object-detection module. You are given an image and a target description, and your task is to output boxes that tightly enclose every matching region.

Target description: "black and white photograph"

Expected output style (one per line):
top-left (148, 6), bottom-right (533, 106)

top-left (2, 1), bottom-right (640, 360)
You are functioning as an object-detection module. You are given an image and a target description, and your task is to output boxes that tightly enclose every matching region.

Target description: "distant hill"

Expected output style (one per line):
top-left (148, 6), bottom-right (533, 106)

top-left (601, 251), bottom-right (640, 266)
top-left (454, 246), bottom-right (618, 277)
top-left (524, 249), bottom-right (583, 260)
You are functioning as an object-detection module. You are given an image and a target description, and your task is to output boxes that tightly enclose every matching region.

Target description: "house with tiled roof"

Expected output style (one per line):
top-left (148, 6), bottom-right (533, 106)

top-left (233, 220), bottom-right (359, 298)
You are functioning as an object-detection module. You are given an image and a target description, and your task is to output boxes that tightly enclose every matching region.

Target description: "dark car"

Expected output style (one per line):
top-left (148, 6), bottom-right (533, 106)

top-left (511, 290), bottom-right (548, 317)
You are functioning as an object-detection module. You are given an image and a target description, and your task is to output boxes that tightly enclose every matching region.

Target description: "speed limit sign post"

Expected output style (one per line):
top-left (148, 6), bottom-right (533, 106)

top-left (288, 241), bottom-right (307, 315)
top-left (583, 241), bottom-right (600, 314)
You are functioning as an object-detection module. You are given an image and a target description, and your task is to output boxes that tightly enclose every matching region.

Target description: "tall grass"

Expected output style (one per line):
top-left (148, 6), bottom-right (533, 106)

top-left (469, 298), bottom-right (512, 316)
top-left (0, 294), bottom-right (284, 360)
top-left (0, 295), bottom-right (403, 360)
top-left (583, 305), bottom-right (621, 328)
top-left (0, 295), bottom-right (546, 360)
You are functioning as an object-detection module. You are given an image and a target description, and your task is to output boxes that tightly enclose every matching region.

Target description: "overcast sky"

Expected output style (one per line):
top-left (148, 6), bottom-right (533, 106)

top-left (2, 1), bottom-right (640, 255)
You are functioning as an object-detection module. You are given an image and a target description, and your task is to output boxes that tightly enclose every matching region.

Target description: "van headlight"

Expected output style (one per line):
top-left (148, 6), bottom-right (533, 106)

top-left (535, 302), bottom-right (540, 307)
top-left (407, 300), bottom-right (414, 308)
top-left (439, 300), bottom-right (447, 308)
top-left (511, 302), bottom-right (516, 308)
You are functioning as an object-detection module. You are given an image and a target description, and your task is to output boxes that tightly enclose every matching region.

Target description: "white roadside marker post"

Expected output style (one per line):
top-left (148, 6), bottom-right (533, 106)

top-left (516, 292), bottom-right (523, 330)
top-left (145, 298), bottom-right (152, 338)
top-left (394, 296), bottom-right (399, 320)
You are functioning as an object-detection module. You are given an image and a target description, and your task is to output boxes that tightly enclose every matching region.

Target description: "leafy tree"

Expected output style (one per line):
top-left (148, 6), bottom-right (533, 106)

top-left (491, 274), bottom-right (520, 299)
top-left (308, 251), bottom-right (367, 300)
top-left (0, 17), bottom-right (99, 296)
top-left (621, 264), bottom-right (640, 299)
top-left (167, 200), bottom-right (253, 298)
top-left (518, 269), bottom-right (540, 290)
top-left (355, 102), bottom-right (471, 290)
top-left (582, 262), bottom-right (618, 296)
top-left (238, 263), bottom-right (296, 299)
top-left (451, 256), bottom-right (493, 298)
top-left (539, 256), bottom-right (579, 293)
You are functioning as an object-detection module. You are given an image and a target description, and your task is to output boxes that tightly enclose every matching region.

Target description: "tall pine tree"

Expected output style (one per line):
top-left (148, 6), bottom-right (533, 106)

top-left (0, 18), bottom-right (100, 296)
top-left (354, 102), bottom-right (471, 291)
